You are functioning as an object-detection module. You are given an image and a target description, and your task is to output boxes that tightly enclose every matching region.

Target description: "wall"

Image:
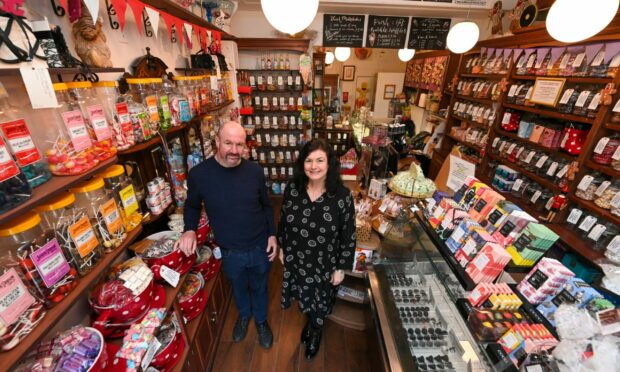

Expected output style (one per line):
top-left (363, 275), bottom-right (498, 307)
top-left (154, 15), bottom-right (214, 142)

top-left (373, 72), bottom-right (405, 118)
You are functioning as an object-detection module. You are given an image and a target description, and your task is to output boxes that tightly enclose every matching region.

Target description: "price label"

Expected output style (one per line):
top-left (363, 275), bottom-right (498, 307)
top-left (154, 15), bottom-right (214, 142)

top-left (588, 224), bottom-right (607, 240)
top-left (546, 162), bottom-right (559, 176)
top-left (578, 216), bottom-right (597, 232)
top-left (572, 53), bottom-right (585, 68)
top-left (100, 199), bottom-right (123, 234)
top-left (267, 76), bottom-right (273, 85)
top-left (141, 338), bottom-right (162, 370)
top-left (272, 97), bottom-right (278, 106)
top-left (0, 119), bottom-right (41, 167)
top-left (273, 116), bottom-right (278, 126)
top-left (545, 197), bottom-right (554, 210)
top-left (502, 112), bottom-right (511, 125)
top-left (516, 146), bottom-right (525, 158)
top-left (277, 76), bottom-right (283, 85)
top-left (61, 110), bottom-right (92, 152)
top-left (512, 179), bottom-right (523, 191)
top-left (559, 89), bottom-right (574, 105)
top-left (556, 164), bottom-right (569, 178)
top-left (472, 82), bottom-right (481, 92)
top-left (567, 208), bottom-right (583, 224)
top-left (453, 101), bottom-right (459, 111)
top-left (295, 76), bottom-right (301, 85)
top-left (575, 91), bottom-right (591, 108)
top-left (588, 93), bottom-right (601, 110)
top-left (287, 76), bottom-right (293, 85)
top-left (249, 76), bottom-right (256, 86)
top-left (607, 236), bottom-right (620, 254)
top-left (297, 97), bottom-right (303, 106)
top-left (560, 133), bottom-right (569, 148)
top-left (160, 265), bottom-right (180, 287)
top-left (531, 190), bottom-right (542, 203)
top-left (291, 116), bottom-right (296, 125)
top-left (30, 239), bottom-right (70, 288)
top-left (535, 155), bottom-right (548, 168)
top-left (516, 55), bottom-right (526, 68)
top-left (559, 53), bottom-right (571, 69)
top-left (594, 137), bottom-right (610, 154)
top-left (257, 76), bottom-right (263, 85)
top-left (612, 146), bottom-right (620, 160)
top-left (515, 85), bottom-right (524, 97)
top-left (484, 108), bottom-right (491, 120)
top-left (526, 54), bottom-right (536, 68)
top-left (613, 99), bottom-right (620, 113)
top-left (525, 87), bottom-right (534, 100)
top-left (591, 51), bottom-right (605, 67)
top-left (0, 268), bottom-right (35, 326)
top-left (262, 97), bottom-right (268, 107)
top-left (507, 143), bottom-right (517, 154)
top-left (457, 81), bottom-right (464, 90)
top-left (535, 57), bottom-right (544, 69)
top-left (577, 175), bottom-right (594, 191)
top-left (254, 96), bottom-right (260, 106)
top-left (525, 151), bottom-right (535, 164)
top-left (612, 192), bottom-right (620, 209)
top-left (289, 97), bottom-right (294, 106)
top-left (68, 216), bottom-right (98, 258)
top-left (499, 141), bottom-right (507, 152)
top-left (492, 137), bottom-right (500, 148)
top-left (120, 185), bottom-right (139, 217)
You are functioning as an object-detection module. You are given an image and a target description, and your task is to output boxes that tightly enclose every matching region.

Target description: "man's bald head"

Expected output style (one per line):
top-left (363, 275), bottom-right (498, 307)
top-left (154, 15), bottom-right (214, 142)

top-left (215, 121), bottom-right (246, 168)
top-left (218, 121), bottom-right (246, 139)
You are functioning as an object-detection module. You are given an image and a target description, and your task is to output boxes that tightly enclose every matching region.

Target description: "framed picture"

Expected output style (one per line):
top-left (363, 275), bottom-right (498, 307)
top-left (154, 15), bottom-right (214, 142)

top-left (529, 77), bottom-right (567, 107)
top-left (383, 84), bottom-right (396, 99)
top-left (343, 65), bottom-right (355, 81)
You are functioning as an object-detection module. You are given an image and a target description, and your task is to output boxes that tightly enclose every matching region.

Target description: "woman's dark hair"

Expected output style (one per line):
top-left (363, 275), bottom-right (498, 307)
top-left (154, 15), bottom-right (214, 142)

top-left (293, 138), bottom-right (343, 196)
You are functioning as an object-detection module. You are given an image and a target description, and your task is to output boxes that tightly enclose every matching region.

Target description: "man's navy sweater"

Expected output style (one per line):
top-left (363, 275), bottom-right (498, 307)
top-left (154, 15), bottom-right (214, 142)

top-left (184, 157), bottom-right (275, 250)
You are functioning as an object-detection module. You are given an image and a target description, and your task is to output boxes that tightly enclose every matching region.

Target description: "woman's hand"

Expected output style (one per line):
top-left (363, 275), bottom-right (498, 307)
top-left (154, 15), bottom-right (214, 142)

top-left (330, 270), bottom-right (345, 286)
top-left (174, 231), bottom-right (197, 256)
top-left (279, 248), bottom-right (284, 265)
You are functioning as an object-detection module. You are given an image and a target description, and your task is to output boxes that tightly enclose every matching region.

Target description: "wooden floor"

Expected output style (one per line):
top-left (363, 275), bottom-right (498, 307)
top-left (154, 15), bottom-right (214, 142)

top-left (211, 260), bottom-right (376, 372)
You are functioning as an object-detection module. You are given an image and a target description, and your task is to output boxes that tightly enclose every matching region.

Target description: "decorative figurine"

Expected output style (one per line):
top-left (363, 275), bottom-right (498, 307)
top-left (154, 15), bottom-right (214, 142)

top-left (71, 1), bottom-right (112, 67)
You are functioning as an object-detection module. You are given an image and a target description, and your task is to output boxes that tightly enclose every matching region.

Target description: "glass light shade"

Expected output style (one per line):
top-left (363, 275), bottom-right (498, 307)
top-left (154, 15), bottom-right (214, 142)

top-left (446, 22), bottom-right (480, 54)
top-left (325, 52), bottom-right (335, 65)
top-left (260, 0), bottom-right (319, 35)
top-left (398, 48), bottom-right (415, 62)
top-left (546, 0), bottom-right (618, 43)
top-left (335, 47), bottom-right (351, 62)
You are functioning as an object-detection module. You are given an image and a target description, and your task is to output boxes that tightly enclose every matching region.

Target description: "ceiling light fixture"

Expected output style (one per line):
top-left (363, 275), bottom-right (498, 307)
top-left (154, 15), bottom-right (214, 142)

top-left (546, 0), bottom-right (619, 43)
top-left (335, 47), bottom-right (351, 62)
top-left (325, 51), bottom-right (335, 65)
top-left (398, 48), bottom-right (416, 62)
top-left (260, 0), bottom-right (319, 35)
top-left (447, 21), bottom-right (480, 54)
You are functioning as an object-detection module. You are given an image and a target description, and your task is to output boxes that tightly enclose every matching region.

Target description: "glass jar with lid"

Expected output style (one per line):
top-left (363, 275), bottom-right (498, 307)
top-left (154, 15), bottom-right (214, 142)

top-left (0, 212), bottom-right (50, 349)
top-left (172, 76), bottom-right (197, 119)
top-left (162, 76), bottom-right (188, 126)
top-left (572, 89), bottom-right (596, 116)
top-left (126, 78), bottom-right (160, 135)
top-left (188, 76), bottom-right (203, 116)
top-left (126, 93), bottom-right (153, 143)
top-left (99, 164), bottom-right (143, 232)
top-left (149, 78), bottom-right (172, 131)
top-left (66, 82), bottom-right (117, 163)
top-left (35, 192), bottom-right (103, 276)
top-left (575, 173), bottom-right (605, 201)
top-left (594, 179), bottom-right (620, 210)
top-left (92, 81), bottom-right (136, 151)
top-left (198, 76), bottom-right (212, 112)
top-left (70, 177), bottom-right (126, 252)
top-left (0, 85), bottom-right (51, 188)
top-left (522, 182), bottom-right (542, 206)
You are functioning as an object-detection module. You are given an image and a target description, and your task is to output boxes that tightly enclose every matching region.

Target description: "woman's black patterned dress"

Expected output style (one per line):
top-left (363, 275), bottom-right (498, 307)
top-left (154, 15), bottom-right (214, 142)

top-left (278, 182), bottom-right (356, 325)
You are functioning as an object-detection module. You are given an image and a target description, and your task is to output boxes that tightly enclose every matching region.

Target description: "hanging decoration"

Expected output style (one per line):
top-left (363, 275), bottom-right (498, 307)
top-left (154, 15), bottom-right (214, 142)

top-left (127, 0), bottom-right (145, 35)
top-left (83, 0), bottom-right (99, 25)
top-left (144, 7), bottom-right (160, 38)
top-left (1, 0), bottom-right (24, 16)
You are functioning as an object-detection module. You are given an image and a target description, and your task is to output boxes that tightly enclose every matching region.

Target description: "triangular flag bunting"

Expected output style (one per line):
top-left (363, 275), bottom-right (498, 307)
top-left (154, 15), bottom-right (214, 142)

top-left (173, 18), bottom-right (184, 47)
top-left (109, 0), bottom-right (128, 31)
top-left (199, 28), bottom-right (207, 50)
top-left (183, 23), bottom-right (193, 48)
top-left (145, 7), bottom-right (160, 38)
top-left (127, 0), bottom-right (146, 35)
top-left (83, 0), bottom-right (99, 25)
top-left (161, 11), bottom-right (175, 41)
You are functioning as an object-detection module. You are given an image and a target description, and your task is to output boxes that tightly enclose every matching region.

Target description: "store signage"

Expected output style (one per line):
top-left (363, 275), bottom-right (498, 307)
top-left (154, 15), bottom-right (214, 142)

top-left (529, 78), bottom-right (566, 107)
top-left (407, 17), bottom-right (451, 51)
top-left (366, 15), bottom-right (408, 49)
top-left (323, 14), bottom-right (365, 47)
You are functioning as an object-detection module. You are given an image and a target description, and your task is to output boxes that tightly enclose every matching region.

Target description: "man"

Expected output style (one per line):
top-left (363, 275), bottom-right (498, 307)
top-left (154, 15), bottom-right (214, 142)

top-left (176, 121), bottom-right (277, 348)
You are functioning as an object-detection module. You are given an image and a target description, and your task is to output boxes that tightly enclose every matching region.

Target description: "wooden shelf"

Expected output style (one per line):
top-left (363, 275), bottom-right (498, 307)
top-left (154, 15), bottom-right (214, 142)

top-left (494, 129), bottom-right (578, 162)
top-left (202, 100), bottom-right (235, 113)
top-left (569, 194), bottom-right (620, 229)
top-left (142, 203), bottom-right (175, 225)
top-left (235, 38), bottom-right (310, 53)
top-left (117, 125), bottom-right (183, 155)
top-left (605, 123), bottom-right (620, 131)
top-left (0, 225), bottom-right (143, 371)
top-left (488, 153), bottom-right (563, 193)
top-left (459, 73), bottom-right (507, 79)
top-left (450, 115), bottom-right (491, 130)
top-left (584, 160), bottom-right (620, 178)
top-left (503, 103), bottom-right (594, 124)
top-left (236, 69), bottom-right (301, 73)
top-left (443, 90), bottom-right (453, 96)
top-left (314, 127), bottom-right (353, 132)
top-left (140, 0), bottom-right (234, 39)
top-left (336, 276), bottom-right (368, 304)
top-left (446, 133), bottom-right (484, 153)
top-left (0, 156), bottom-right (117, 225)
top-left (247, 109), bottom-right (302, 115)
top-left (455, 94), bottom-right (497, 106)
top-left (185, 277), bottom-right (217, 344)
top-left (0, 67), bottom-right (125, 77)
top-left (511, 74), bottom-right (613, 84)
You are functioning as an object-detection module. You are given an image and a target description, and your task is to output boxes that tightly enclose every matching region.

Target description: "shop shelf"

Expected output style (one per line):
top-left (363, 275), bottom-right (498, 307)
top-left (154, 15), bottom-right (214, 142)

top-left (142, 203), bottom-right (175, 225)
top-left (511, 74), bottom-right (613, 84)
top-left (488, 153), bottom-right (563, 194)
top-left (450, 115), bottom-right (491, 130)
top-left (313, 127), bottom-right (354, 132)
top-left (493, 129), bottom-right (577, 162)
top-left (0, 156), bottom-right (117, 225)
top-left (605, 123), bottom-right (620, 131)
top-left (202, 100), bottom-right (235, 114)
top-left (568, 194), bottom-right (620, 231)
top-left (0, 67), bottom-right (125, 77)
top-left (455, 94), bottom-right (497, 106)
top-left (446, 133), bottom-right (485, 153)
top-left (248, 109), bottom-right (302, 115)
top-left (185, 278), bottom-right (217, 344)
top-left (118, 125), bottom-right (185, 156)
top-left (503, 103), bottom-right (594, 124)
top-left (584, 160), bottom-right (620, 179)
top-left (0, 225), bottom-right (143, 371)
top-left (459, 73), bottom-right (506, 79)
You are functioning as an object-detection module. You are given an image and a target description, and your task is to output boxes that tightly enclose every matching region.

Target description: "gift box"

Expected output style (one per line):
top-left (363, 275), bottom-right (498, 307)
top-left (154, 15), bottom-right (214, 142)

top-left (468, 188), bottom-right (505, 223)
top-left (465, 242), bottom-right (512, 283)
top-left (459, 181), bottom-right (489, 211)
top-left (455, 228), bottom-right (497, 268)
top-left (446, 219), bottom-right (481, 253)
top-left (468, 282), bottom-right (522, 310)
top-left (517, 258), bottom-right (575, 304)
top-left (491, 211), bottom-right (537, 247)
top-left (536, 277), bottom-right (602, 326)
top-left (429, 198), bottom-right (459, 228)
top-left (483, 201), bottom-right (522, 234)
top-left (506, 223), bottom-right (560, 267)
top-left (498, 324), bottom-right (557, 365)
top-left (436, 208), bottom-right (469, 240)
top-left (467, 308), bottom-right (527, 342)
top-left (453, 176), bottom-right (479, 204)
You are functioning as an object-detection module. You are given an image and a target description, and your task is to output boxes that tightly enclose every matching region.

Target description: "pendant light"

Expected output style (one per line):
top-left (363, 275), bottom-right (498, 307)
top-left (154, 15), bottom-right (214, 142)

top-left (447, 21), bottom-right (480, 54)
top-left (398, 48), bottom-right (415, 62)
top-left (325, 51), bottom-right (335, 65)
top-left (334, 47), bottom-right (351, 62)
top-left (260, 0), bottom-right (319, 35)
top-left (546, 0), bottom-right (619, 43)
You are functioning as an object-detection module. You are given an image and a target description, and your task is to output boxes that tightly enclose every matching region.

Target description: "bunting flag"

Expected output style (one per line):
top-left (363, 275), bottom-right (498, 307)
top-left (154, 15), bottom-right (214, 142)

top-left (160, 11), bottom-right (175, 41)
top-left (173, 17), bottom-right (184, 47)
top-left (127, 0), bottom-right (145, 35)
top-left (487, 48), bottom-right (495, 58)
top-left (145, 6), bottom-right (160, 38)
top-left (184, 23), bottom-right (193, 49)
top-left (585, 43), bottom-right (604, 64)
top-left (512, 49), bottom-right (524, 63)
top-left (199, 28), bottom-right (207, 51)
top-left (605, 42), bottom-right (620, 64)
top-left (83, 0), bottom-right (99, 25)
top-left (536, 48), bottom-right (550, 64)
top-left (110, 0), bottom-right (128, 31)
top-left (550, 47), bottom-right (565, 65)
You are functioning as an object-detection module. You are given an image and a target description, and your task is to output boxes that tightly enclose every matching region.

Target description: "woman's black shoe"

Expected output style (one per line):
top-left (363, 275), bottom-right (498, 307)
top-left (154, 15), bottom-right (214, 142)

top-left (305, 326), bottom-right (322, 360)
top-left (301, 320), bottom-right (311, 345)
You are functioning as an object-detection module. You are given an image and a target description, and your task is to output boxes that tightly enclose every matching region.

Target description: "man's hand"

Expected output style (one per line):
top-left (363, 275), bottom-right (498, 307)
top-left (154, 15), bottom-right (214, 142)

top-left (266, 235), bottom-right (277, 262)
top-left (175, 231), bottom-right (197, 256)
top-left (279, 248), bottom-right (284, 265)
top-left (330, 270), bottom-right (345, 286)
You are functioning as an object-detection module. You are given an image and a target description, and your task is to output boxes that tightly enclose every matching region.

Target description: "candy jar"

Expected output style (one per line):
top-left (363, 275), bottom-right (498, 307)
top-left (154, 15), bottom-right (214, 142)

top-left (70, 177), bottom-right (126, 252)
top-left (163, 76), bottom-right (189, 126)
top-left (126, 93), bottom-right (152, 143)
top-left (594, 180), bottom-right (620, 210)
top-left (572, 89), bottom-right (595, 116)
top-left (588, 45), bottom-right (608, 77)
top-left (0, 211), bottom-right (77, 308)
top-left (199, 76), bottom-right (212, 111)
top-left (557, 87), bottom-right (581, 113)
top-left (126, 78), bottom-right (160, 134)
top-left (560, 122), bottom-right (588, 155)
top-left (0, 84), bottom-right (51, 188)
top-left (45, 83), bottom-right (99, 175)
top-left (150, 78), bottom-right (172, 131)
top-left (189, 76), bottom-right (202, 116)
top-left (173, 76), bottom-right (197, 118)
top-left (592, 136), bottom-right (620, 165)
top-left (35, 192), bottom-right (103, 276)
top-left (575, 173), bottom-right (605, 201)
top-left (100, 164), bottom-right (143, 231)
top-left (66, 82), bottom-right (117, 162)
top-left (92, 81), bottom-right (135, 151)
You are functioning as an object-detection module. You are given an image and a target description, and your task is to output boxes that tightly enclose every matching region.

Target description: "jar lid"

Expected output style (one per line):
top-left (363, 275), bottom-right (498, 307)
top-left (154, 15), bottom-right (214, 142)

top-left (66, 81), bottom-right (93, 89)
top-left (189, 76), bottom-right (203, 81)
top-left (93, 81), bottom-right (118, 88)
top-left (53, 82), bottom-right (69, 91)
top-left (150, 78), bottom-right (162, 83)
top-left (126, 78), bottom-right (150, 84)
top-left (0, 212), bottom-right (41, 236)
top-left (171, 76), bottom-right (189, 81)
top-left (99, 164), bottom-right (125, 179)
top-left (35, 192), bottom-right (76, 211)
top-left (70, 177), bottom-right (105, 193)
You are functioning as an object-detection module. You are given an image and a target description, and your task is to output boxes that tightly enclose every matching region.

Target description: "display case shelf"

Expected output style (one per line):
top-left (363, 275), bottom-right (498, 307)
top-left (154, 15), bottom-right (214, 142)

top-left (503, 103), bottom-right (594, 124)
top-left (494, 129), bottom-right (578, 161)
top-left (0, 225), bottom-right (143, 371)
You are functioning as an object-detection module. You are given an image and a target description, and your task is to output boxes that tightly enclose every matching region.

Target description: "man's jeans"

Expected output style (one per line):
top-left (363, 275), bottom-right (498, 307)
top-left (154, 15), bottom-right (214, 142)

top-left (221, 247), bottom-right (271, 323)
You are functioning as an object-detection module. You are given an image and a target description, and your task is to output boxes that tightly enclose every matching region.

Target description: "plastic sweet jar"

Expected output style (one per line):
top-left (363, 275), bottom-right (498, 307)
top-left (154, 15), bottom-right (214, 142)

top-left (202, 75), bottom-right (216, 107)
top-left (149, 78), bottom-right (172, 131)
top-left (188, 76), bottom-right (203, 116)
top-left (162, 76), bottom-right (187, 127)
top-left (592, 136), bottom-right (620, 165)
top-left (100, 164), bottom-right (143, 232)
top-left (71, 177), bottom-right (127, 253)
top-left (92, 81), bottom-right (135, 151)
top-left (0, 83), bottom-right (50, 188)
top-left (594, 180), bottom-right (620, 210)
top-left (126, 78), bottom-right (160, 135)
top-left (560, 122), bottom-right (589, 155)
top-left (35, 192), bottom-right (103, 276)
top-left (66, 82), bottom-right (117, 163)
top-left (45, 83), bottom-right (99, 175)
top-left (589, 222), bottom-right (620, 251)
top-left (173, 76), bottom-right (197, 119)
top-left (0, 211), bottom-right (78, 309)
top-left (0, 212), bottom-right (51, 350)
top-left (575, 173), bottom-right (605, 201)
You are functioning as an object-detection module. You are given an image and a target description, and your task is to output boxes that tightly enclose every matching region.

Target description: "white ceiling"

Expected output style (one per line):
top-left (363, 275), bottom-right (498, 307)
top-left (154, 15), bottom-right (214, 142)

top-left (236, 0), bottom-right (502, 18)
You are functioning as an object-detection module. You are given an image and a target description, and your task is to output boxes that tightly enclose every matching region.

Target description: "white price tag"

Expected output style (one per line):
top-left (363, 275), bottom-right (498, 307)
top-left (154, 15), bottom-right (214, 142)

top-left (556, 164), bottom-right (569, 178)
top-left (277, 76), bottom-right (283, 85)
top-left (567, 209), bottom-right (583, 224)
top-left (287, 76), bottom-right (293, 85)
top-left (545, 197), bottom-right (554, 210)
top-left (588, 93), bottom-right (601, 110)
top-left (508, 85), bottom-right (518, 97)
top-left (612, 146), bottom-right (620, 161)
top-left (559, 89), bottom-right (574, 105)
top-left (591, 51), bottom-right (605, 67)
top-left (560, 133), bottom-right (569, 148)
top-left (572, 53), bottom-right (585, 68)
top-left (507, 143), bottom-right (517, 154)
top-left (472, 82), bottom-right (481, 92)
top-left (575, 91), bottom-right (591, 108)
top-left (526, 54), bottom-right (536, 68)
top-left (19, 67), bottom-right (58, 109)
top-left (267, 76), bottom-right (273, 85)
top-left (160, 265), bottom-right (180, 287)
top-left (531, 190), bottom-right (542, 203)
top-left (594, 137), bottom-right (610, 155)
top-left (588, 224), bottom-right (607, 240)
top-left (559, 53), bottom-right (570, 69)
top-left (213, 246), bottom-right (222, 260)
top-left (607, 236), bottom-right (620, 254)
top-left (512, 179), bottom-right (523, 191)
top-left (611, 192), bottom-right (620, 209)
top-left (579, 216), bottom-right (597, 232)
top-left (249, 76), bottom-right (256, 86)
top-left (295, 76), bottom-right (301, 85)
top-left (546, 162), bottom-right (559, 176)
top-left (502, 113), bottom-right (511, 125)
top-left (535, 155), bottom-right (548, 168)
top-left (613, 99), bottom-right (620, 113)
top-left (498, 141), bottom-right (507, 152)
top-left (492, 137), bottom-right (500, 148)
top-left (272, 97), bottom-right (278, 106)
top-left (577, 175), bottom-right (594, 191)
top-left (596, 180), bottom-right (612, 196)
top-left (525, 151), bottom-right (535, 164)
top-left (141, 338), bottom-right (162, 370)
top-left (525, 87), bottom-right (534, 100)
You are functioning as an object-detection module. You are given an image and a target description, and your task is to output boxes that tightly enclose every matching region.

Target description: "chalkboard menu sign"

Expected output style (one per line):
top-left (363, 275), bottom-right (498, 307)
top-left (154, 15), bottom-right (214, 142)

top-left (366, 15), bottom-right (408, 49)
top-left (323, 14), bottom-right (365, 47)
top-left (408, 17), bottom-right (451, 50)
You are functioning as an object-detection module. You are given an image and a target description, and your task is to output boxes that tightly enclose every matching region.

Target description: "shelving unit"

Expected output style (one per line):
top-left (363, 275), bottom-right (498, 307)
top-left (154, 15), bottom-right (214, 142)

top-left (503, 103), bottom-right (595, 124)
top-left (494, 129), bottom-right (578, 161)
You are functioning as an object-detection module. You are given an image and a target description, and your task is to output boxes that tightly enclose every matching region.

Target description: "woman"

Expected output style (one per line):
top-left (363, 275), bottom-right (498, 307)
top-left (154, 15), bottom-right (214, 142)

top-left (278, 138), bottom-right (356, 360)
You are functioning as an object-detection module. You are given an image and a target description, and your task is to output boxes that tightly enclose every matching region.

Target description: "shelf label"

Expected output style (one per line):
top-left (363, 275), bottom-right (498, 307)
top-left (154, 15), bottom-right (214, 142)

top-left (577, 175), bottom-right (594, 191)
top-left (249, 76), bottom-right (256, 86)
top-left (267, 76), bottom-right (273, 85)
top-left (556, 164), bottom-right (569, 178)
top-left (100, 198), bottom-right (123, 235)
top-left (595, 181), bottom-right (611, 197)
top-left (559, 89), bottom-right (574, 105)
top-left (545, 197), bottom-right (554, 210)
top-left (512, 179), bottom-right (523, 191)
top-left (575, 91), bottom-right (591, 108)
top-left (120, 184), bottom-right (139, 217)
top-left (526, 54), bottom-right (536, 68)
top-left (507, 143), bottom-right (517, 154)
top-left (588, 224), bottom-right (606, 240)
top-left (613, 99), bottom-right (620, 113)
top-left (492, 137), bottom-right (500, 148)
top-left (607, 236), bottom-right (620, 254)
top-left (578, 216), bottom-right (597, 232)
top-left (272, 97), bottom-right (278, 107)
top-left (257, 76), bottom-right (263, 85)
top-left (612, 192), bottom-right (620, 209)
top-left (0, 268), bottom-right (35, 326)
top-left (277, 76), bottom-right (283, 86)
top-left (535, 155), bottom-right (548, 168)
top-left (594, 137), bottom-right (610, 154)
top-left (567, 208), bottom-right (582, 224)
top-left (295, 76), bottom-right (301, 85)
top-left (62, 110), bottom-right (92, 152)
top-left (572, 53), bottom-right (585, 68)
top-left (525, 151), bottom-right (535, 164)
top-left (546, 162), bottom-right (558, 176)
top-left (591, 50), bottom-right (605, 67)
top-left (287, 76), bottom-right (293, 86)
top-left (613, 146), bottom-right (620, 160)
top-left (588, 93), bottom-right (601, 110)
top-left (502, 112), bottom-right (511, 125)
top-left (87, 104), bottom-right (112, 141)
top-left (530, 190), bottom-right (542, 203)
top-left (559, 53), bottom-right (571, 69)
top-left (516, 146), bottom-right (525, 158)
